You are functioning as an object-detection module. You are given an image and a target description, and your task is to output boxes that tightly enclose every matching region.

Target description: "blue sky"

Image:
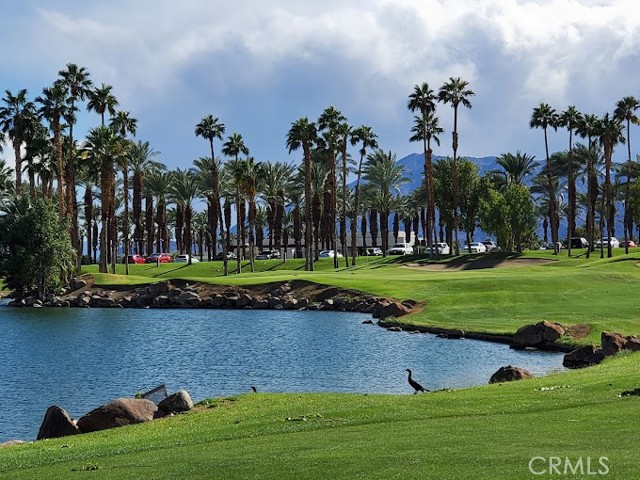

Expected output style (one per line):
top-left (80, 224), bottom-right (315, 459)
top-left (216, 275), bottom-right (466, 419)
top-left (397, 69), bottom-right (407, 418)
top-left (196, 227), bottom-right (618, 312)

top-left (2, 0), bottom-right (640, 172)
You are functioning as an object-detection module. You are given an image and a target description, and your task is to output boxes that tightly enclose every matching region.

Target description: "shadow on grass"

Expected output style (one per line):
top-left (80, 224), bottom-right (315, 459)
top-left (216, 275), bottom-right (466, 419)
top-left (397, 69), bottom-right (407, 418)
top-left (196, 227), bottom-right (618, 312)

top-left (409, 252), bottom-right (528, 270)
top-left (152, 264), bottom-right (190, 278)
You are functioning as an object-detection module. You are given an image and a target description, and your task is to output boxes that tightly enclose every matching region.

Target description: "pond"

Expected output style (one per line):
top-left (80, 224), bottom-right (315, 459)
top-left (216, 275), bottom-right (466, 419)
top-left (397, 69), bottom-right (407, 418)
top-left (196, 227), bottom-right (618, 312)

top-left (0, 302), bottom-right (565, 441)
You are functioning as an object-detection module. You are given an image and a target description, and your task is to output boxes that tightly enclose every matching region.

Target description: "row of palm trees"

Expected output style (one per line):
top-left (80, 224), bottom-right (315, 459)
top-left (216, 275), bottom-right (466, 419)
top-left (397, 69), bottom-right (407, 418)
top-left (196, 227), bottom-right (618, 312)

top-left (2, 63), bottom-right (640, 278)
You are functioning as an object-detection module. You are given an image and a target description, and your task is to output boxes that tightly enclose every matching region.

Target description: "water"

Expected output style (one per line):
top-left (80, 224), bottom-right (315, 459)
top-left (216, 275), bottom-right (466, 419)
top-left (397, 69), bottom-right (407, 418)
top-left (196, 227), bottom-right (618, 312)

top-left (0, 301), bottom-right (565, 441)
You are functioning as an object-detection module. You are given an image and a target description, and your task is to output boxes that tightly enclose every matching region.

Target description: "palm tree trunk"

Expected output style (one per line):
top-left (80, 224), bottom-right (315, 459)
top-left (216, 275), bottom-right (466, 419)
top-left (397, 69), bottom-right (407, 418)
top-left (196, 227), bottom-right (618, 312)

top-left (123, 167), bottom-right (130, 275)
top-left (84, 187), bottom-right (93, 264)
top-left (303, 142), bottom-right (314, 270)
top-left (604, 144), bottom-right (613, 258)
top-left (145, 195), bottom-right (154, 256)
top-left (249, 197), bottom-right (255, 273)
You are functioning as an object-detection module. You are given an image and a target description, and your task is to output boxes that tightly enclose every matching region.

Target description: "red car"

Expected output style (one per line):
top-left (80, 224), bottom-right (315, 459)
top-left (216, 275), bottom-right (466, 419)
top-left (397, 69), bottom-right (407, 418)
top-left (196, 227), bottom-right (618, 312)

top-left (622, 240), bottom-right (637, 248)
top-left (145, 252), bottom-right (173, 263)
top-left (123, 254), bottom-right (145, 264)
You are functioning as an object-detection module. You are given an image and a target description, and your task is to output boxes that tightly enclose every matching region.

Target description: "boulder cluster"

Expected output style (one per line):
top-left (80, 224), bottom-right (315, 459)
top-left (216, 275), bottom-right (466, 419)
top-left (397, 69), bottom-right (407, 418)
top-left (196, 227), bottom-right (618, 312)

top-left (563, 331), bottom-right (640, 369)
top-left (36, 390), bottom-right (194, 441)
top-left (8, 279), bottom-right (415, 321)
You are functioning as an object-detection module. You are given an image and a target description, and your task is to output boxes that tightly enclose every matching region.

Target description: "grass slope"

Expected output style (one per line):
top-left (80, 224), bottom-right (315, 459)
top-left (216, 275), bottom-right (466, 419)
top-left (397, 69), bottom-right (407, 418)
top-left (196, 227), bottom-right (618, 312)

top-left (1, 353), bottom-right (638, 479)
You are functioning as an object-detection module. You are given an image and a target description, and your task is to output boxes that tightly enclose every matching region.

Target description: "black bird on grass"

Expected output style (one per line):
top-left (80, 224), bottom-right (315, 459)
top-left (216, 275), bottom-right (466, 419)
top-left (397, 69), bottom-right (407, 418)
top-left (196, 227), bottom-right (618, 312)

top-left (406, 369), bottom-right (428, 393)
top-left (250, 386), bottom-right (257, 393)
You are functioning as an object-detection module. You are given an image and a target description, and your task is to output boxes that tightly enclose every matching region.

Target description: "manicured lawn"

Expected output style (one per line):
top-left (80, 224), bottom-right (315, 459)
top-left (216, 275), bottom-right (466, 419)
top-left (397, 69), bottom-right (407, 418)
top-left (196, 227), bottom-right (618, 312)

top-left (1, 353), bottom-right (638, 479)
top-left (84, 251), bottom-right (640, 345)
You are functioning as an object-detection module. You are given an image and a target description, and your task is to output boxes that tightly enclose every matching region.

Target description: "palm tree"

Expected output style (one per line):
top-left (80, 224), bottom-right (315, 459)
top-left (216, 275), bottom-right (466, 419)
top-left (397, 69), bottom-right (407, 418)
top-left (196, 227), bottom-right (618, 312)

top-left (350, 125), bottom-right (378, 264)
top-left (82, 126), bottom-right (123, 273)
top-left (408, 82), bottom-right (439, 254)
top-left (318, 106), bottom-right (347, 268)
top-left (337, 122), bottom-right (352, 267)
top-left (438, 77), bottom-right (474, 255)
top-left (494, 151), bottom-right (539, 186)
top-left (261, 161), bottom-right (295, 257)
top-left (170, 168), bottom-right (200, 265)
top-left (614, 96), bottom-right (640, 252)
top-left (130, 141), bottom-right (163, 254)
top-left (0, 158), bottom-right (14, 205)
top-left (195, 115), bottom-right (226, 266)
top-left (530, 102), bottom-right (560, 250)
top-left (575, 114), bottom-right (601, 257)
top-left (557, 106), bottom-right (582, 256)
top-left (87, 83), bottom-right (118, 126)
top-left (0, 89), bottom-right (36, 195)
top-left (35, 81), bottom-right (68, 218)
top-left (410, 112), bottom-right (443, 255)
top-left (597, 113), bottom-right (626, 258)
top-left (193, 155), bottom-right (221, 262)
top-left (286, 117), bottom-right (318, 270)
top-left (144, 170), bottom-right (173, 253)
top-left (363, 150), bottom-right (408, 255)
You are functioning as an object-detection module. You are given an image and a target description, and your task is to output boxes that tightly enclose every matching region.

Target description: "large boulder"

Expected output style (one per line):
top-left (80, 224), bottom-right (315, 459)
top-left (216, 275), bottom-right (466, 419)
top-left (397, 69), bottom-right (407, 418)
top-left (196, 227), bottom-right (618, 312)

top-left (176, 291), bottom-right (201, 306)
top-left (158, 390), bottom-right (194, 415)
top-left (563, 345), bottom-right (605, 369)
top-left (489, 365), bottom-right (533, 384)
top-left (601, 331), bottom-right (626, 356)
top-left (236, 293), bottom-right (253, 308)
top-left (77, 398), bottom-right (159, 433)
top-left (37, 406), bottom-right (79, 440)
top-left (512, 321), bottom-right (565, 348)
top-left (378, 301), bottom-right (411, 320)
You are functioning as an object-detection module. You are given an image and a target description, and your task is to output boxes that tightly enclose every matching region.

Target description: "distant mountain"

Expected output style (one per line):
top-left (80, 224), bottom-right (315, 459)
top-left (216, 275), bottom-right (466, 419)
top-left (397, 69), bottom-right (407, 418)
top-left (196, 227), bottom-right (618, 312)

top-left (394, 153), bottom-right (499, 195)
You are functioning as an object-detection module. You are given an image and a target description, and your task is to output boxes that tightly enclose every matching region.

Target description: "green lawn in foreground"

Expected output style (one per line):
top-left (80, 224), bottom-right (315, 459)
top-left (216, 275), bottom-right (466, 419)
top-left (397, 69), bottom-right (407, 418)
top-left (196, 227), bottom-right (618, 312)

top-left (1, 353), bottom-right (638, 479)
top-left (84, 251), bottom-right (640, 345)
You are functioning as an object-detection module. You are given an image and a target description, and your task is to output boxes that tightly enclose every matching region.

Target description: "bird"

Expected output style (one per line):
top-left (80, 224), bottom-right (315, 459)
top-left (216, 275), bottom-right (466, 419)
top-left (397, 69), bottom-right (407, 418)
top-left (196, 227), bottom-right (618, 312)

top-left (406, 369), bottom-right (428, 394)
top-left (250, 386), bottom-right (257, 393)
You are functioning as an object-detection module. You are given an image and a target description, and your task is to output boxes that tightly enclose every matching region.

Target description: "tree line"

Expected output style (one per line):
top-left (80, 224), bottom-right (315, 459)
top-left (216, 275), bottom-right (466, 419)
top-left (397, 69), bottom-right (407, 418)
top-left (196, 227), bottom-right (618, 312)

top-left (1, 64), bottom-right (640, 297)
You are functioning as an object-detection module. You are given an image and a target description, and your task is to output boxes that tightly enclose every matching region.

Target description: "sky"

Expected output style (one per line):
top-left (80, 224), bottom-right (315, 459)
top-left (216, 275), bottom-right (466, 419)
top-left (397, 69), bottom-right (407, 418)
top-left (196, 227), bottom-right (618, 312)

top-left (2, 0), bottom-right (640, 173)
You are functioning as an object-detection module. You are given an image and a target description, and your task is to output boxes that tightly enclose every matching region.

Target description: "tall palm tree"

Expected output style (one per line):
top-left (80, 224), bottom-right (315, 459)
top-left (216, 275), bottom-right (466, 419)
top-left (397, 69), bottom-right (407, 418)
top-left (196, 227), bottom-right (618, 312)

top-left (130, 141), bottom-right (163, 254)
top-left (144, 170), bottom-right (173, 253)
top-left (575, 114), bottom-right (601, 257)
top-left (36, 81), bottom-right (69, 219)
top-left (195, 115), bottom-right (225, 267)
top-left (286, 117), bottom-right (318, 270)
top-left (438, 77), bottom-right (474, 255)
top-left (614, 96), bottom-right (640, 253)
top-left (410, 112), bottom-right (443, 255)
top-left (530, 102), bottom-right (560, 250)
top-left (408, 82), bottom-right (439, 254)
top-left (597, 113), bottom-right (625, 258)
top-left (350, 125), bottom-right (378, 264)
top-left (261, 161), bottom-right (294, 257)
top-left (193, 155), bottom-right (221, 262)
top-left (0, 158), bottom-right (14, 205)
top-left (337, 121), bottom-right (352, 267)
top-left (318, 106), bottom-right (347, 268)
top-left (82, 126), bottom-right (123, 273)
top-left (87, 83), bottom-right (118, 126)
top-left (363, 150), bottom-right (408, 255)
top-left (170, 168), bottom-right (200, 265)
top-left (0, 89), bottom-right (36, 195)
top-left (558, 106), bottom-right (582, 256)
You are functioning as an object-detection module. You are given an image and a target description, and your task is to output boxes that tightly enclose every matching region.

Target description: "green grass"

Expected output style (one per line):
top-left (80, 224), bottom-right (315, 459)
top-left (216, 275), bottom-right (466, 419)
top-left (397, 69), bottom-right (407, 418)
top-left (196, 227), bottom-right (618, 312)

top-left (1, 353), bottom-right (638, 479)
top-left (84, 251), bottom-right (640, 345)
top-left (2, 251), bottom-right (638, 478)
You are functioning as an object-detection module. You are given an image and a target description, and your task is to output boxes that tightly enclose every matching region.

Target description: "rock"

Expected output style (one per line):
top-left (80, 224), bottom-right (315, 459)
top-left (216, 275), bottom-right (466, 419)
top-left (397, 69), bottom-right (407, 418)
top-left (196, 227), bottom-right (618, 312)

top-left (321, 298), bottom-right (335, 310)
top-left (158, 390), bottom-right (194, 414)
top-left (251, 298), bottom-right (270, 309)
top-left (68, 278), bottom-right (87, 292)
top-left (362, 319), bottom-right (374, 325)
top-left (563, 345), bottom-right (606, 369)
top-left (147, 281), bottom-right (170, 295)
top-left (23, 296), bottom-right (39, 307)
top-left (176, 291), bottom-right (201, 306)
top-left (237, 293), bottom-right (253, 308)
top-left (77, 295), bottom-right (91, 307)
top-left (489, 365), bottom-right (533, 384)
top-left (296, 298), bottom-right (309, 309)
top-left (512, 321), bottom-right (565, 348)
top-left (77, 398), bottom-right (159, 433)
top-left (224, 295), bottom-right (239, 307)
top-left (37, 406), bottom-right (79, 440)
top-left (401, 299), bottom-right (418, 309)
top-left (387, 326), bottom-right (402, 332)
top-left (378, 301), bottom-right (411, 320)
top-left (211, 294), bottom-right (226, 307)
top-left (601, 331), bottom-right (626, 356)
top-left (436, 329), bottom-right (465, 339)
top-left (153, 295), bottom-right (170, 307)
top-left (624, 336), bottom-right (640, 351)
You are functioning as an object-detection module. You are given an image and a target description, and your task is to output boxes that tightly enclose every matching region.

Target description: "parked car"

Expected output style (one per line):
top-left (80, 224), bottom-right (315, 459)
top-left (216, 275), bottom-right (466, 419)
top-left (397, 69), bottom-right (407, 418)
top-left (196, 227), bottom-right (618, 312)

top-left (465, 242), bottom-right (487, 253)
top-left (595, 237), bottom-right (620, 248)
top-left (145, 252), bottom-right (173, 263)
top-left (621, 240), bottom-right (637, 248)
top-left (539, 242), bottom-right (557, 250)
top-left (175, 254), bottom-right (199, 263)
top-left (365, 247), bottom-right (383, 256)
top-left (256, 250), bottom-right (281, 260)
top-left (318, 249), bottom-right (344, 258)
top-left (568, 237), bottom-right (589, 248)
top-left (215, 252), bottom-right (237, 260)
top-left (481, 240), bottom-right (499, 252)
top-left (387, 243), bottom-right (414, 255)
top-left (428, 242), bottom-right (450, 255)
top-left (123, 254), bottom-right (145, 264)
